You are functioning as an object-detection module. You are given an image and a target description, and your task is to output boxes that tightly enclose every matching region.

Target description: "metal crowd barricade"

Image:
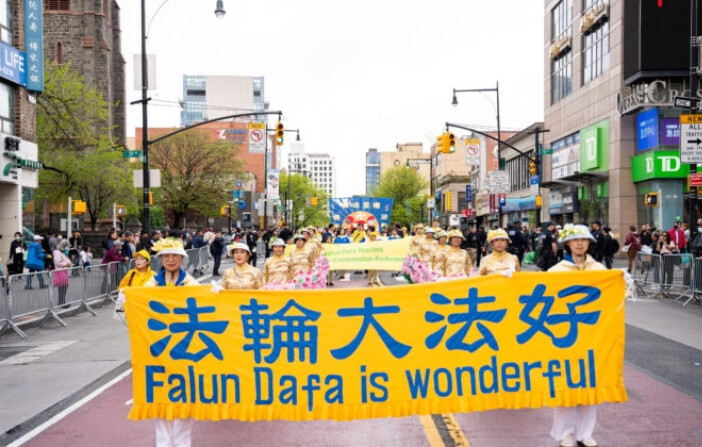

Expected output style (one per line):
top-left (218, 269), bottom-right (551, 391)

top-left (185, 248), bottom-right (200, 274)
top-left (658, 253), bottom-right (695, 303)
top-left (196, 246), bottom-right (211, 276)
top-left (0, 278), bottom-right (11, 337)
top-left (49, 266), bottom-right (95, 317)
top-left (631, 252), bottom-right (662, 299)
top-left (6, 271), bottom-right (59, 338)
top-left (83, 264), bottom-right (112, 308)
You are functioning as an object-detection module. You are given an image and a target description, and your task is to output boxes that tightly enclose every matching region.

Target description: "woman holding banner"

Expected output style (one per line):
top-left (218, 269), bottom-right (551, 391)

top-left (442, 230), bottom-right (473, 278)
top-left (418, 227), bottom-right (438, 264)
top-left (263, 239), bottom-right (291, 289)
top-left (478, 229), bottom-right (520, 277)
top-left (143, 238), bottom-right (199, 447)
top-left (548, 224), bottom-right (603, 447)
top-left (409, 223), bottom-right (426, 256)
top-left (432, 230), bottom-right (450, 277)
top-left (223, 242), bottom-right (264, 290)
top-left (289, 233), bottom-right (314, 276)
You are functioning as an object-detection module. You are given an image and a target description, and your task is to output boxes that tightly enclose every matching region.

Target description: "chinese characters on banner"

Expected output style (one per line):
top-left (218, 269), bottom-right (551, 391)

top-left (125, 271), bottom-right (627, 422)
top-left (24, 0), bottom-right (44, 92)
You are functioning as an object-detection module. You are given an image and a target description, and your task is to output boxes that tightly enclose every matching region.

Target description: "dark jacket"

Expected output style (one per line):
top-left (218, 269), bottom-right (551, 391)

top-left (211, 237), bottom-right (225, 257)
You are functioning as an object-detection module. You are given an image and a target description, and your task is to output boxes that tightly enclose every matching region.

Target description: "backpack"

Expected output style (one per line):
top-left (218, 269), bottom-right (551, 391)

top-left (610, 237), bottom-right (620, 254)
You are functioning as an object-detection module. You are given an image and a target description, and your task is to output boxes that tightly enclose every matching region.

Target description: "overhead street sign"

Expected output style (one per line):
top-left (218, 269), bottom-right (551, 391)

top-left (674, 96), bottom-right (701, 109)
top-left (680, 115), bottom-right (702, 163)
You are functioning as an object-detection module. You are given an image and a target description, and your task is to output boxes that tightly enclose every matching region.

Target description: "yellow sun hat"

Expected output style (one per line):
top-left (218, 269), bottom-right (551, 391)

top-left (487, 229), bottom-right (510, 243)
top-left (151, 238), bottom-right (187, 258)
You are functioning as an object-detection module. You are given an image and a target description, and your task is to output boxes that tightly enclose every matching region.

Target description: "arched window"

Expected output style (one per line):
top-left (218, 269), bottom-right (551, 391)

top-left (55, 41), bottom-right (63, 64)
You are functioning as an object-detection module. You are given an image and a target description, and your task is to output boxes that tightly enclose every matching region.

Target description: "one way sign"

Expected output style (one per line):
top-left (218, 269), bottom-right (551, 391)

top-left (680, 114), bottom-right (702, 163)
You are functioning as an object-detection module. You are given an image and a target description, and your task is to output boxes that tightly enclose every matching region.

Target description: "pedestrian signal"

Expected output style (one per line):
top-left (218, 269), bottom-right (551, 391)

top-left (71, 200), bottom-right (86, 215)
top-left (436, 134), bottom-right (445, 153)
top-left (644, 192), bottom-right (658, 207)
top-left (220, 205), bottom-right (230, 217)
top-left (116, 205), bottom-right (127, 217)
top-left (276, 121), bottom-right (284, 145)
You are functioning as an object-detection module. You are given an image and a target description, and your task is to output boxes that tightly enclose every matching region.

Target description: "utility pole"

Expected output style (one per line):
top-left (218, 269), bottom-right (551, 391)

top-left (689, 0), bottom-right (699, 239)
top-left (527, 127), bottom-right (550, 228)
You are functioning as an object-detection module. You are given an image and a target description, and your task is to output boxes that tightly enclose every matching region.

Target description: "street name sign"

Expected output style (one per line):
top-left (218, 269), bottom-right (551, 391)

top-left (680, 114), bottom-right (702, 163)
top-left (123, 150), bottom-right (142, 158)
top-left (674, 96), bottom-right (701, 109)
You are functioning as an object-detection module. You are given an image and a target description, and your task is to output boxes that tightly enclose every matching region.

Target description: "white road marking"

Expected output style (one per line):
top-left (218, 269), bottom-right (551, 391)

top-left (7, 368), bottom-right (132, 447)
top-left (0, 340), bottom-right (77, 365)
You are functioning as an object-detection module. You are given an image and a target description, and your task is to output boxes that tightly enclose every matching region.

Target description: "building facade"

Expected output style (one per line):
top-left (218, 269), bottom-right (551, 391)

top-left (0, 0), bottom-right (42, 261)
top-left (287, 148), bottom-right (336, 198)
top-left (365, 148), bottom-right (380, 195)
top-left (43, 0), bottom-right (125, 144)
top-left (543, 0), bottom-right (700, 238)
top-left (180, 75), bottom-right (266, 127)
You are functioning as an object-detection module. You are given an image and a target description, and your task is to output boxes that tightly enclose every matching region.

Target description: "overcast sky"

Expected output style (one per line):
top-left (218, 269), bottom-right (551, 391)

top-left (120, 0), bottom-right (544, 197)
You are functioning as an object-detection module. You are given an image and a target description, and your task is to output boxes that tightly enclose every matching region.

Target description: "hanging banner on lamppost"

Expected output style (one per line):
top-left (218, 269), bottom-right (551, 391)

top-left (248, 123), bottom-right (266, 154)
top-left (267, 169), bottom-right (280, 200)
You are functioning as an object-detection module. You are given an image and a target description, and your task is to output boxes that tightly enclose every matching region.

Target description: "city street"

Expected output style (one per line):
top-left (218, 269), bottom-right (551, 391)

top-left (2, 258), bottom-right (702, 446)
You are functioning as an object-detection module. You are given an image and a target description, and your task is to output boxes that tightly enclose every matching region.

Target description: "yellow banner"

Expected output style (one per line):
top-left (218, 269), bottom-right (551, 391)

top-left (323, 238), bottom-right (410, 271)
top-left (125, 271), bottom-right (627, 422)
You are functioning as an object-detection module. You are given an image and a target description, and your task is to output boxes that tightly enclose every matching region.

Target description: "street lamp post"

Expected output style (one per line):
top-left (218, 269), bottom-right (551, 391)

top-left (137, 0), bottom-right (225, 235)
top-left (452, 81), bottom-right (502, 225)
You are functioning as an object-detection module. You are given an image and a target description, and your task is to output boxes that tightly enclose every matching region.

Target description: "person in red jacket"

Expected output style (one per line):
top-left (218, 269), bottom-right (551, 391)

top-left (624, 225), bottom-right (642, 273)
top-left (667, 221), bottom-right (686, 253)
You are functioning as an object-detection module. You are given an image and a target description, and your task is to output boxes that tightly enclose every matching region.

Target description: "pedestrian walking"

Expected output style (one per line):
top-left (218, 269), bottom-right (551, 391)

top-left (8, 231), bottom-right (25, 276)
top-left (25, 235), bottom-right (47, 289)
top-left (211, 231), bottom-right (225, 276)
top-left (624, 225), bottom-right (642, 273)
top-left (548, 224), bottom-right (606, 447)
top-left (52, 240), bottom-right (73, 306)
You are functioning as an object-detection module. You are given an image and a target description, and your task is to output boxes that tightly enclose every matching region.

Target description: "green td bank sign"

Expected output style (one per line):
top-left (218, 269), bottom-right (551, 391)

top-left (631, 151), bottom-right (689, 182)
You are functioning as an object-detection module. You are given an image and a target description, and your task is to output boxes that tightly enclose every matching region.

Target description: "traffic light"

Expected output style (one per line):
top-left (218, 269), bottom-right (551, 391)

top-left (529, 159), bottom-right (537, 174)
top-left (220, 205), bottom-right (230, 217)
top-left (436, 134), bottom-right (445, 153)
top-left (71, 200), bottom-right (86, 215)
top-left (447, 132), bottom-right (456, 153)
top-left (310, 196), bottom-right (319, 206)
top-left (276, 121), bottom-right (284, 145)
top-left (535, 195), bottom-right (542, 208)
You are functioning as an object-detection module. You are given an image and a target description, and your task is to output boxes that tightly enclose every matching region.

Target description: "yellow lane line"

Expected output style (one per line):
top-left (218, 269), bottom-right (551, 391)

top-left (442, 413), bottom-right (470, 446)
top-left (419, 415), bottom-right (445, 447)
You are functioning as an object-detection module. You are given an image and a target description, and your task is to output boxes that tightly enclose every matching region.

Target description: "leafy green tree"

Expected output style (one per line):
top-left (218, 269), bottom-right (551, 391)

top-left (372, 166), bottom-right (428, 227)
top-left (148, 130), bottom-right (246, 227)
top-left (35, 60), bottom-right (134, 230)
top-left (279, 171), bottom-right (329, 230)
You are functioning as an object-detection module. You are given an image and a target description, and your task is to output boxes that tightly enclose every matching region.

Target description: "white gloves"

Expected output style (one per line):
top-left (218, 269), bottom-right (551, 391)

top-left (500, 266), bottom-right (515, 278)
top-left (115, 290), bottom-right (126, 312)
top-left (211, 280), bottom-right (224, 294)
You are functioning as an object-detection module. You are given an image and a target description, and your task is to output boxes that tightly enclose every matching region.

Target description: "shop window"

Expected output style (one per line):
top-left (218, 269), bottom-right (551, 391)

top-left (0, 81), bottom-right (14, 134)
top-left (0, 0), bottom-right (12, 45)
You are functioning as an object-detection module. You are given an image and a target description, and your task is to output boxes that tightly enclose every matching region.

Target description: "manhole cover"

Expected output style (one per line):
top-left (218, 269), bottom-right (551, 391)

top-left (0, 346), bottom-right (35, 361)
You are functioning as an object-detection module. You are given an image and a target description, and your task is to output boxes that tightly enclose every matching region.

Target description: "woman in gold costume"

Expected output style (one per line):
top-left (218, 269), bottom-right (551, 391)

top-left (263, 239), bottom-right (291, 289)
top-left (443, 230), bottom-right (473, 278)
top-left (478, 229), bottom-right (521, 276)
top-left (222, 242), bottom-right (264, 290)
top-left (432, 230), bottom-right (450, 277)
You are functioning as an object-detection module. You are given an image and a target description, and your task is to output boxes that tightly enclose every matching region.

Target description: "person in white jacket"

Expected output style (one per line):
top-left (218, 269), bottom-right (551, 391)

top-left (548, 224), bottom-right (605, 447)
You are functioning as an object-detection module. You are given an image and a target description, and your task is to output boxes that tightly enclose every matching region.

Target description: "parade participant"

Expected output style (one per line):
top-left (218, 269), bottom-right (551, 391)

top-left (418, 227), bottom-right (438, 264)
top-left (351, 224), bottom-right (366, 243)
top-left (118, 250), bottom-right (154, 290)
top-left (367, 232), bottom-right (381, 285)
top-left (443, 230), bottom-right (473, 278)
top-left (142, 238), bottom-right (199, 447)
top-left (432, 230), bottom-right (450, 277)
top-left (478, 228), bottom-right (521, 276)
top-left (548, 224), bottom-right (604, 447)
top-left (408, 223), bottom-right (425, 256)
top-left (263, 239), bottom-right (291, 289)
top-left (222, 242), bottom-right (263, 290)
top-left (289, 233), bottom-right (313, 276)
top-left (301, 226), bottom-right (321, 263)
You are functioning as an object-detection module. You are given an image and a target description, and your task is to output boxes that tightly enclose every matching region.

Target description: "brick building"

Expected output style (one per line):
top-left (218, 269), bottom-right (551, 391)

top-left (43, 0), bottom-right (125, 144)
